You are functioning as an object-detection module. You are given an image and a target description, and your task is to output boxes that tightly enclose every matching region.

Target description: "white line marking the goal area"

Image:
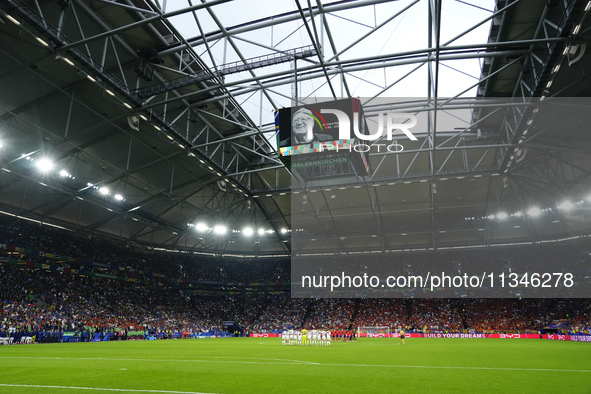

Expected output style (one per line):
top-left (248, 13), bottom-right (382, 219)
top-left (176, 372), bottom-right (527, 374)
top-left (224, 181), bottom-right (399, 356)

top-left (0, 356), bottom-right (589, 373)
top-left (0, 384), bottom-right (218, 394)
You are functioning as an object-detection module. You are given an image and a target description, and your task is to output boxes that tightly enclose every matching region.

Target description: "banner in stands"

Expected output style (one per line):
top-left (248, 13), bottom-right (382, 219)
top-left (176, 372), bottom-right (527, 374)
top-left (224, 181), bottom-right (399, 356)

top-left (544, 320), bottom-right (568, 330)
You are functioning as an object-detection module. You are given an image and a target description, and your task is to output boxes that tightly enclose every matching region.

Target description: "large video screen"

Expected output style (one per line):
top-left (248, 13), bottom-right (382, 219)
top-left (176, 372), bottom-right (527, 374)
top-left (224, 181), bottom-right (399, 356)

top-left (276, 98), bottom-right (363, 156)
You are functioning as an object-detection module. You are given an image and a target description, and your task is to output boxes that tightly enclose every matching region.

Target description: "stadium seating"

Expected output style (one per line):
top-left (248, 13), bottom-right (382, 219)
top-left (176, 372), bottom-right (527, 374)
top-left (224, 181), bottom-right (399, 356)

top-left (1, 214), bottom-right (590, 342)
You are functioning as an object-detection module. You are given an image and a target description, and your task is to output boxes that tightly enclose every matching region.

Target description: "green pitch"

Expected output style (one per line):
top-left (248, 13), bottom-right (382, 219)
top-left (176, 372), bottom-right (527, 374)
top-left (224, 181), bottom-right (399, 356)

top-left (0, 338), bottom-right (590, 393)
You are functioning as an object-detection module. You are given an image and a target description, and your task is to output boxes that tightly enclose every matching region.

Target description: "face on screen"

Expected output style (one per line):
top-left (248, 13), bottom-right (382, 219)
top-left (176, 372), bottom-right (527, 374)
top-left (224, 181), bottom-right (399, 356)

top-left (292, 108), bottom-right (314, 144)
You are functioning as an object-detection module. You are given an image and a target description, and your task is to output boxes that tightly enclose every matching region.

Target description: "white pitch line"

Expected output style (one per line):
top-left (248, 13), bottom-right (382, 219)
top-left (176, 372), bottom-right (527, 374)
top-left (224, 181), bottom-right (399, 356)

top-left (0, 384), bottom-right (218, 394)
top-left (205, 356), bottom-right (319, 365)
top-left (0, 357), bottom-right (588, 373)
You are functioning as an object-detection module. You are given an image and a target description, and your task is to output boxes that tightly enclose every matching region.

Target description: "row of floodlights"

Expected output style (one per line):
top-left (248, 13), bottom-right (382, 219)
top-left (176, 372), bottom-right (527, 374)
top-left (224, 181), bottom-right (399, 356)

top-left (21, 151), bottom-right (127, 201)
top-left (464, 198), bottom-right (591, 221)
top-left (54, 54), bottom-right (138, 113)
top-left (20, 153), bottom-right (227, 206)
top-left (4, 12), bottom-right (238, 203)
top-left (4, 29), bottom-right (141, 205)
top-left (282, 174), bottom-right (499, 196)
top-left (0, 17), bottom-right (222, 196)
top-left (16, 16), bottom-right (179, 145)
top-left (24, 155), bottom-right (125, 201)
top-left (506, 2), bottom-right (591, 171)
top-left (2, 15), bottom-right (138, 112)
top-left (187, 223), bottom-right (291, 236)
top-left (4, 14), bottom-right (52, 50)
top-left (86, 183), bottom-right (125, 201)
top-left (21, 153), bottom-right (228, 210)
top-left (51, 52), bottom-right (201, 158)
top-left (252, 174), bottom-right (500, 198)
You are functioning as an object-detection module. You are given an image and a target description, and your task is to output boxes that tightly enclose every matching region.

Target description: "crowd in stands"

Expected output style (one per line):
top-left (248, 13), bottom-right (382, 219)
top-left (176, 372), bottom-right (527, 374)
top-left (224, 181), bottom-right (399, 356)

top-left (355, 299), bottom-right (408, 328)
top-left (239, 295), bottom-right (310, 333)
top-left (0, 214), bottom-right (289, 283)
top-left (1, 214), bottom-right (591, 340)
top-left (462, 299), bottom-right (533, 332)
top-left (3, 262), bottom-right (590, 338)
top-left (305, 299), bottom-right (356, 329)
top-left (409, 299), bottom-right (464, 332)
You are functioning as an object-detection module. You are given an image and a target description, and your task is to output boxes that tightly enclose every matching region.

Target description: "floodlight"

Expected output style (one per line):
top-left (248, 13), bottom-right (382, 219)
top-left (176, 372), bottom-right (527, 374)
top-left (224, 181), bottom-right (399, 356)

top-left (35, 158), bottom-right (54, 172)
top-left (243, 227), bottom-right (254, 236)
top-left (258, 228), bottom-right (265, 235)
top-left (195, 223), bottom-right (208, 232)
top-left (114, 194), bottom-right (124, 201)
top-left (527, 207), bottom-right (541, 217)
top-left (213, 225), bottom-right (226, 235)
top-left (59, 170), bottom-right (68, 177)
top-left (557, 201), bottom-right (573, 211)
top-left (99, 187), bottom-right (109, 195)
top-left (496, 212), bottom-right (508, 220)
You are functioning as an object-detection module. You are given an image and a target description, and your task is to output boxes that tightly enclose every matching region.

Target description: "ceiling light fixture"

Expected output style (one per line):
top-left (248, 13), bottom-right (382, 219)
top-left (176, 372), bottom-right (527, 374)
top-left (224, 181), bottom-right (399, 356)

top-left (36, 37), bottom-right (49, 47)
top-left (35, 158), bottom-right (54, 172)
top-left (5, 15), bottom-right (20, 25)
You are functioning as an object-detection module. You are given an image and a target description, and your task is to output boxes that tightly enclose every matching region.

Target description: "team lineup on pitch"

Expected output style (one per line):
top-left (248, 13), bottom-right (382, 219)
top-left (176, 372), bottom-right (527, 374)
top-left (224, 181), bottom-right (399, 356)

top-left (281, 329), bottom-right (358, 345)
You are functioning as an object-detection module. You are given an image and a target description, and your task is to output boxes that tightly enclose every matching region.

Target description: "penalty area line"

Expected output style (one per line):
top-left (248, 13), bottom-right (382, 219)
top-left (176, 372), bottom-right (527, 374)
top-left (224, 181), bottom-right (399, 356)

top-left (0, 384), bottom-right (218, 394)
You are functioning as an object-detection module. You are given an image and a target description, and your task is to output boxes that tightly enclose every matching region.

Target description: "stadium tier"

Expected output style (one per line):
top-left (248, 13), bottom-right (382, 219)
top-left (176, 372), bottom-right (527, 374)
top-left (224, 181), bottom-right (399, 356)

top-left (1, 215), bottom-right (590, 341)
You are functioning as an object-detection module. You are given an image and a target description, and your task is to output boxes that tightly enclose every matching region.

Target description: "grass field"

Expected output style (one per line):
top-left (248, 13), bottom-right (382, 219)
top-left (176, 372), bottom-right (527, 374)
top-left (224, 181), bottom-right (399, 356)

top-left (0, 338), bottom-right (590, 394)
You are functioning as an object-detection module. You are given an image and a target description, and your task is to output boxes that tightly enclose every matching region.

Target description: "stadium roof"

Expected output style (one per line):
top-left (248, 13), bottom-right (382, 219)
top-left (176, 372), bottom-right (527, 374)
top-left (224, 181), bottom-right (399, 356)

top-left (0, 0), bottom-right (590, 256)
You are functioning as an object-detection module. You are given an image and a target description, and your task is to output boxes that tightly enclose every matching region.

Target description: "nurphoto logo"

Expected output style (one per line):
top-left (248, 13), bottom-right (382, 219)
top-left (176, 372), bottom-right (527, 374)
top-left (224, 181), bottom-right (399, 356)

top-left (313, 109), bottom-right (418, 153)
